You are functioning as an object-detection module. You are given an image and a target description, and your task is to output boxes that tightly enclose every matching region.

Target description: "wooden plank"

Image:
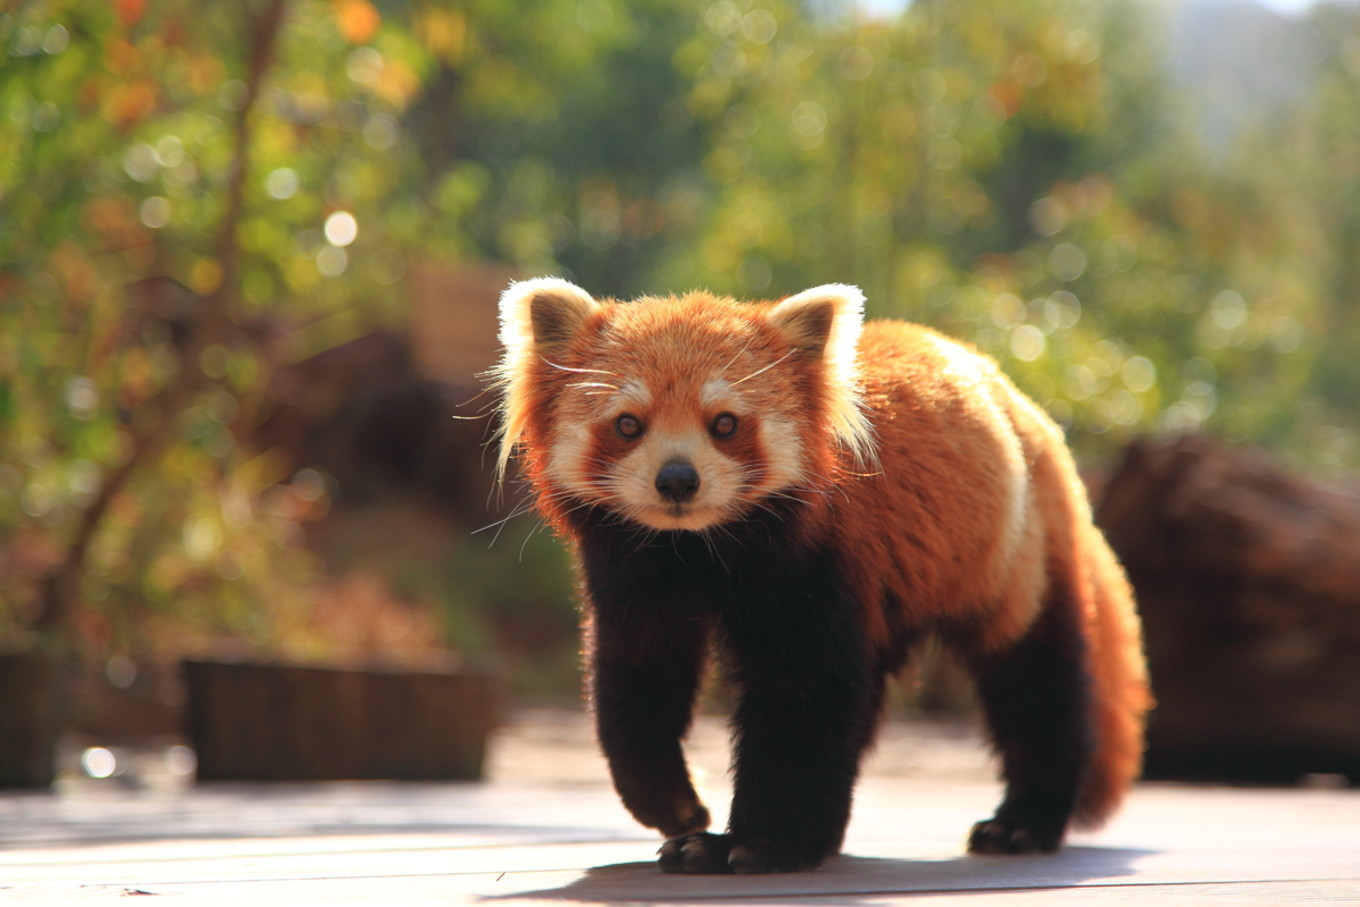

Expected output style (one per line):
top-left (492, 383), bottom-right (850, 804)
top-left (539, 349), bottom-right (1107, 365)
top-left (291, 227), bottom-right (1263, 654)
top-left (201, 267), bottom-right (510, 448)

top-left (2, 778), bottom-right (1357, 901)
top-left (1, 711), bottom-right (1357, 904)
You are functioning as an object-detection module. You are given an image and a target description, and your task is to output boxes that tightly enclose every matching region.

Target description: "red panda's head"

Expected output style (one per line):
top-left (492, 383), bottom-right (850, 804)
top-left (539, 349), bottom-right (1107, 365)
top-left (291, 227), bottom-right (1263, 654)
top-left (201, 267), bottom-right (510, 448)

top-left (491, 278), bottom-right (876, 533)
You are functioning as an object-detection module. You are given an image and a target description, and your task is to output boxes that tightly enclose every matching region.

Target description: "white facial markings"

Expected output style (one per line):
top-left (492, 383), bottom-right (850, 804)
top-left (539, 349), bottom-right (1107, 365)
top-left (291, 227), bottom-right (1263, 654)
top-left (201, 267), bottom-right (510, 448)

top-left (548, 361), bottom-right (815, 531)
top-left (608, 425), bottom-right (750, 531)
top-left (545, 421), bottom-right (593, 493)
top-left (616, 379), bottom-right (652, 411)
top-left (705, 375), bottom-right (808, 494)
top-left (700, 378), bottom-right (733, 410)
top-left (753, 416), bottom-right (805, 492)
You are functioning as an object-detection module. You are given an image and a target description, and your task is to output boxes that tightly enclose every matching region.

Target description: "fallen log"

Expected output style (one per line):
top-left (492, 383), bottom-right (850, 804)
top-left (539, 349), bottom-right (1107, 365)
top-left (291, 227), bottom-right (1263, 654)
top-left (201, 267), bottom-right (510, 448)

top-left (1096, 434), bottom-right (1360, 784)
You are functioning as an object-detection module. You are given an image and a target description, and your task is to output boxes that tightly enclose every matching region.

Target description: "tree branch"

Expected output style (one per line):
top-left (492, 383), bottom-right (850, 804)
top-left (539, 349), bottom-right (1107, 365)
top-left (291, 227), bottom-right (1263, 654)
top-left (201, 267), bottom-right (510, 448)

top-left (35, 0), bottom-right (291, 638)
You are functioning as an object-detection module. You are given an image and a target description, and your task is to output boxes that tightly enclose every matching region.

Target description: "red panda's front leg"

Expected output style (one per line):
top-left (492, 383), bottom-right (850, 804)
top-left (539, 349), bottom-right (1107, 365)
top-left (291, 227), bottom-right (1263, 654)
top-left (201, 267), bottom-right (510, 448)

top-left (661, 557), bottom-right (880, 874)
top-left (589, 607), bottom-right (712, 838)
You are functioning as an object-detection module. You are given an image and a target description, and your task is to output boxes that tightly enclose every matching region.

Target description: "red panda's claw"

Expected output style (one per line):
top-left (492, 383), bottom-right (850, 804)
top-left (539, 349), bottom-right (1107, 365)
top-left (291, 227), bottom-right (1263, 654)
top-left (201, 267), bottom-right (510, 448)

top-left (658, 832), bottom-right (732, 873)
top-left (726, 843), bottom-right (774, 874)
top-left (967, 818), bottom-right (1061, 855)
top-left (658, 832), bottom-right (820, 874)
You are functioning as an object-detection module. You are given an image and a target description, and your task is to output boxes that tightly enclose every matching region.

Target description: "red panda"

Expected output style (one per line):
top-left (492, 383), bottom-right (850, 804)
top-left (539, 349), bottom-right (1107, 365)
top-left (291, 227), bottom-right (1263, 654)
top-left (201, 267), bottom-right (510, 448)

top-left (491, 278), bottom-right (1151, 874)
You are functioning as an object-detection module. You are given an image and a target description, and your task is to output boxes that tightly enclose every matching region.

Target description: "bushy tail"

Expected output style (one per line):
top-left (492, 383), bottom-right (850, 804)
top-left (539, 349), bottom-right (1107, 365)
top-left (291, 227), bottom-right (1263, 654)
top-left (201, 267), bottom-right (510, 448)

top-left (1072, 528), bottom-right (1153, 829)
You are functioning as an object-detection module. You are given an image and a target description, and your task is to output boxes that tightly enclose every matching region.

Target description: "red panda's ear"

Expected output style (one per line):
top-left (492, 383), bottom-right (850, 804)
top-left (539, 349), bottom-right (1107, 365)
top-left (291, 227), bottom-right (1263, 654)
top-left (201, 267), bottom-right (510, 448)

top-left (491, 278), bottom-right (602, 484)
top-left (768, 284), bottom-right (865, 362)
top-left (768, 284), bottom-right (877, 469)
top-left (498, 277), bottom-right (601, 357)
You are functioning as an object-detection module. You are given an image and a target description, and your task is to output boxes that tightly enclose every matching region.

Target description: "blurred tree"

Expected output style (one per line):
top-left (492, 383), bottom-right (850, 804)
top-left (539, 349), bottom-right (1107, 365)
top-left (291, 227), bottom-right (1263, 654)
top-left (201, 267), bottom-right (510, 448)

top-left (644, 0), bottom-right (1356, 464)
top-left (643, 0), bottom-right (1192, 452)
top-left (1241, 2), bottom-right (1360, 468)
top-left (1, 0), bottom-right (1357, 692)
top-left (397, 0), bottom-right (710, 297)
top-left (0, 0), bottom-right (632, 663)
top-left (2, 0), bottom-right (306, 660)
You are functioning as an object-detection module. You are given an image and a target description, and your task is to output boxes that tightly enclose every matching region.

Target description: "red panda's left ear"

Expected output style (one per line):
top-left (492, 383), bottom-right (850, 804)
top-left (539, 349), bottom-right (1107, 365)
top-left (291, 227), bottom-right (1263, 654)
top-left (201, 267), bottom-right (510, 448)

top-left (769, 284), bottom-right (865, 364)
top-left (769, 284), bottom-right (877, 468)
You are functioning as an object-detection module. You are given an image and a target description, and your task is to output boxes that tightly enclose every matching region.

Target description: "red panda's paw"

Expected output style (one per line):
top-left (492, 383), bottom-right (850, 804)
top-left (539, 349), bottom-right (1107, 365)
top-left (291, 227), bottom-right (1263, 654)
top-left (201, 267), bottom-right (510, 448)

top-left (658, 832), bottom-right (734, 874)
top-left (658, 832), bottom-right (822, 874)
top-left (967, 817), bottom-right (1063, 855)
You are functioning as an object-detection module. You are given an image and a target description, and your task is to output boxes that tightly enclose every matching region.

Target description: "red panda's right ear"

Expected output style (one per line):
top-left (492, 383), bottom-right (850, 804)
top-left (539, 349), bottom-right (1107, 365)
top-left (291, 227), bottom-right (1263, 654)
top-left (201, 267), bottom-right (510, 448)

top-left (491, 278), bottom-right (600, 484)
top-left (498, 277), bottom-right (601, 358)
top-left (768, 284), bottom-right (878, 470)
top-left (768, 284), bottom-right (865, 367)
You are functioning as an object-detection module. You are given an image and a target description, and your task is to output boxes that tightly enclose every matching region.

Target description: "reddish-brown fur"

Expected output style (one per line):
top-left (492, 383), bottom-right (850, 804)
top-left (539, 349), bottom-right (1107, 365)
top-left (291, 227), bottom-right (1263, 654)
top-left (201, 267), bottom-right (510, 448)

top-left (838, 322), bottom-right (1150, 825)
top-left (493, 279), bottom-right (1152, 866)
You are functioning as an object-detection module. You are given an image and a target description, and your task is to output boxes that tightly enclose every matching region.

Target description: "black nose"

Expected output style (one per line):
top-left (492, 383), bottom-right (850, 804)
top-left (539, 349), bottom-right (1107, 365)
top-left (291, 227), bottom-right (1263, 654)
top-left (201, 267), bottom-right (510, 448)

top-left (655, 459), bottom-right (700, 503)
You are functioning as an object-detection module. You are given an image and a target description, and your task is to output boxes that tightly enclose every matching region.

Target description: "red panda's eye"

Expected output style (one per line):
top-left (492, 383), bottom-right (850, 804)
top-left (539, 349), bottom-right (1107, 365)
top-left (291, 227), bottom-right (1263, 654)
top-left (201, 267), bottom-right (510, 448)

top-left (711, 412), bottom-right (738, 438)
top-left (616, 414), bottom-right (643, 439)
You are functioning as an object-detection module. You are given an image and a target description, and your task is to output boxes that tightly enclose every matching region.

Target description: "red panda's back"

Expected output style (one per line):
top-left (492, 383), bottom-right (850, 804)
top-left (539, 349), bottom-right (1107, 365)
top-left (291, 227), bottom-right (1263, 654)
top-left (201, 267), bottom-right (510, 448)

top-left (833, 321), bottom-right (1053, 650)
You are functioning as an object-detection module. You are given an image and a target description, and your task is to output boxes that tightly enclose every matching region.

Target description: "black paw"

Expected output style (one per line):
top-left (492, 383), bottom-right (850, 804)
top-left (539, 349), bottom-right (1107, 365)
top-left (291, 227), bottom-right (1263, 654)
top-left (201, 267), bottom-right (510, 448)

top-left (659, 832), bottom-right (734, 874)
top-left (658, 832), bottom-right (823, 874)
top-left (967, 817), bottom-right (1062, 855)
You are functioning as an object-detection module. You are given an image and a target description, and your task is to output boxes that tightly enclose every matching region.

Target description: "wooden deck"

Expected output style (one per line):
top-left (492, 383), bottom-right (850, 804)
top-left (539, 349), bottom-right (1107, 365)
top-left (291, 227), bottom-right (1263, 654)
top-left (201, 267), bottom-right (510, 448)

top-left (3, 708), bottom-right (1357, 904)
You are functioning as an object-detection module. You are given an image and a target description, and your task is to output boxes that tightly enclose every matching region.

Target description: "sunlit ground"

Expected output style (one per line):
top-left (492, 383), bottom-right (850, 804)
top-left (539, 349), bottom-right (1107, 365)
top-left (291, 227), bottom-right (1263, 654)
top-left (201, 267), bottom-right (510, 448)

top-left (3, 709), bottom-right (1358, 903)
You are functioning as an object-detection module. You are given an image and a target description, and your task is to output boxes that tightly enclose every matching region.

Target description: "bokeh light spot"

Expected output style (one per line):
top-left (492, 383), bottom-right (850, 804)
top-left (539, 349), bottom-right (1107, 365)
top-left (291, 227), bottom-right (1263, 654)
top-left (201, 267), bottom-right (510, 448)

top-left (317, 245), bottom-right (349, 276)
top-left (266, 167), bottom-right (299, 200)
top-left (324, 211), bottom-right (358, 247)
top-left (81, 747), bottom-right (118, 779)
top-left (1009, 324), bottom-right (1047, 362)
top-left (139, 196), bottom-right (171, 229)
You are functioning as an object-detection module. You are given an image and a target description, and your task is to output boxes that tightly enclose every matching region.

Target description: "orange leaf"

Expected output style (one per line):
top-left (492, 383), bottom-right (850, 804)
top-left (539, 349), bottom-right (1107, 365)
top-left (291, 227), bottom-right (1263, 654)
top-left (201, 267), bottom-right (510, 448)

top-left (117, 0), bottom-right (147, 27)
top-left (375, 58), bottom-right (420, 107)
top-left (104, 37), bottom-right (140, 76)
top-left (987, 81), bottom-right (1022, 119)
top-left (113, 78), bottom-right (159, 128)
top-left (335, 0), bottom-right (380, 44)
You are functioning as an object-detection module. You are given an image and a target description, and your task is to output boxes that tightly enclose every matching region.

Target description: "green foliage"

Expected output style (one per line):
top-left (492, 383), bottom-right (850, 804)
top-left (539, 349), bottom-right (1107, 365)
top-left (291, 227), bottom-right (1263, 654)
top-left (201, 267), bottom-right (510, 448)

top-left (639, 0), bottom-right (1357, 465)
top-left (0, 0), bottom-right (630, 655)
top-left (2, 0), bottom-right (1358, 670)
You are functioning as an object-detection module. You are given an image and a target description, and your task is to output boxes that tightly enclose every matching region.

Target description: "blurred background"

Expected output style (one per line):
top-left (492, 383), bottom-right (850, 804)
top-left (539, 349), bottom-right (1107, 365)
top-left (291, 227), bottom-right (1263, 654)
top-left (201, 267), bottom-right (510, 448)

top-left (1, 0), bottom-right (1358, 786)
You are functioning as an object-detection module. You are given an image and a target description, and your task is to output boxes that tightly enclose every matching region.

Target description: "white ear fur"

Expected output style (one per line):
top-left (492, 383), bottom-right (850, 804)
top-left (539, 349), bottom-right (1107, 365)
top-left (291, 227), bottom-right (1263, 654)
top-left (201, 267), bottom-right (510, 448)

top-left (769, 284), bottom-right (877, 469)
top-left (492, 277), bottom-right (601, 482)
top-left (770, 283), bottom-right (865, 361)
top-left (498, 276), bottom-right (601, 357)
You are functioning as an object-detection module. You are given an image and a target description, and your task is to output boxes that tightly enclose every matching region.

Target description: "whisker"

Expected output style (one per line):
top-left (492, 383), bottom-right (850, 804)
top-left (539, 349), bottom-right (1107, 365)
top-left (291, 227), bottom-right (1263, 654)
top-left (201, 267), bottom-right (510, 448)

top-left (709, 522), bottom-right (743, 548)
top-left (518, 519), bottom-right (550, 561)
top-left (566, 382), bottom-right (621, 391)
top-left (454, 385), bottom-right (495, 409)
top-left (718, 335), bottom-right (757, 376)
top-left (731, 349), bottom-right (796, 387)
top-left (479, 509), bottom-right (522, 548)
top-left (699, 529), bottom-right (729, 572)
top-left (540, 357), bottom-right (619, 377)
top-left (472, 497), bottom-right (538, 536)
top-left (747, 500), bottom-right (786, 522)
